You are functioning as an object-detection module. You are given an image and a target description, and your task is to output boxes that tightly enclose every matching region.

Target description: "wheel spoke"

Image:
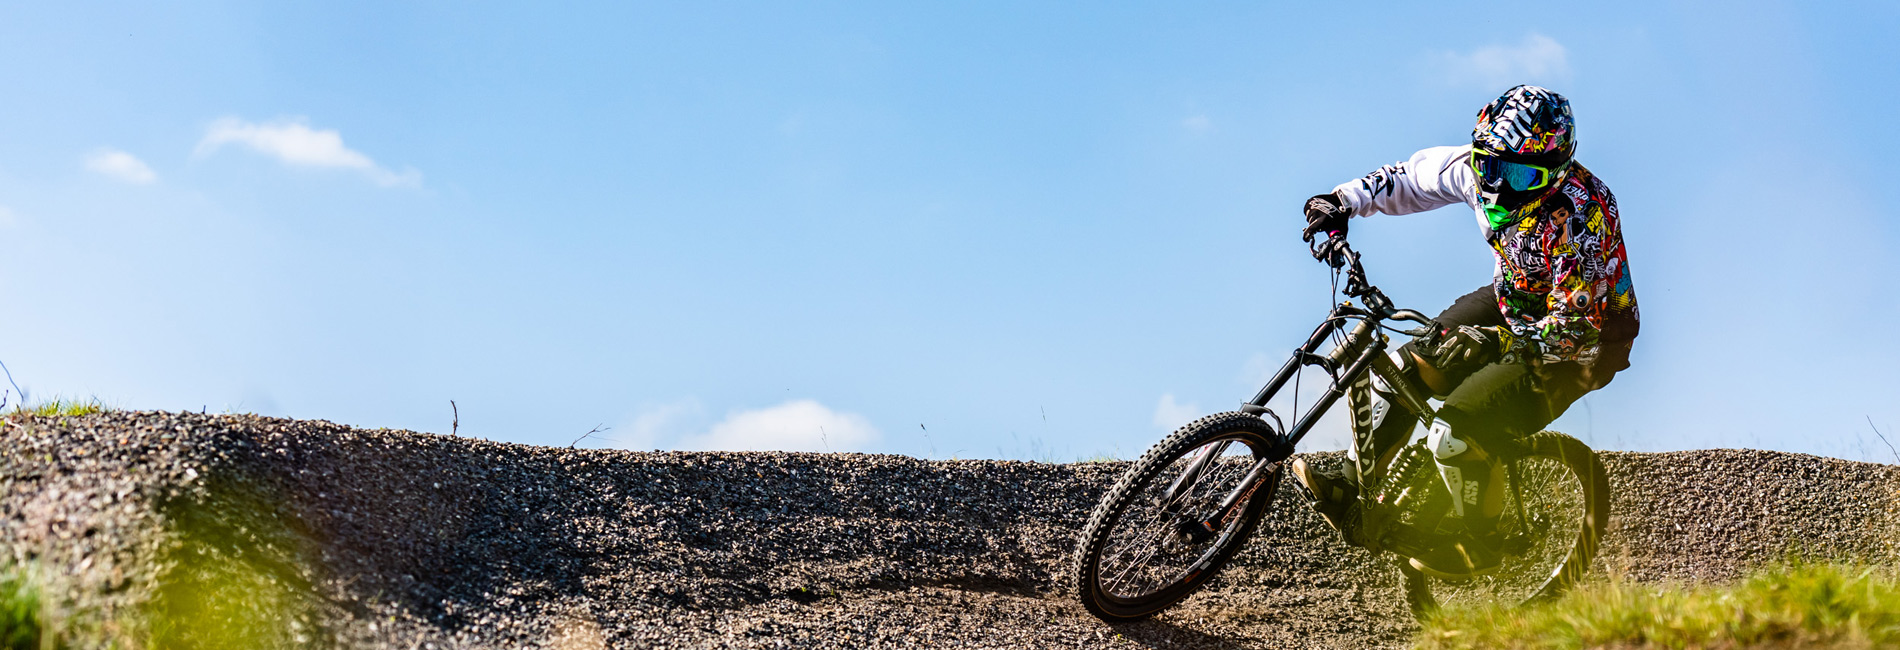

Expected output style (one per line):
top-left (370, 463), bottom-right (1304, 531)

top-left (1095, 439), bottom-right (1263, 600)
top-left (1102, 509), bottom-right (1184, 592)
top-left (1075, 414), bottom-right (1288, 621)
top-left (1424, 443), bottom-right (1591, 609)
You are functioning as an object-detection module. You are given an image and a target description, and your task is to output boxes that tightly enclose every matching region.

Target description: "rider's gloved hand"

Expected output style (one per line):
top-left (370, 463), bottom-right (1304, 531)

top-left (1430, 325), bottom-right (1510, 375)
top-left (1301, 192), bottom-right (1353, 243)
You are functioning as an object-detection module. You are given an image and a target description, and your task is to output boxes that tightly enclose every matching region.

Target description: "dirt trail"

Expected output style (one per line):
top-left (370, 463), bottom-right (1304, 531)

top-left (2, 411), bottom-right (1896, 648)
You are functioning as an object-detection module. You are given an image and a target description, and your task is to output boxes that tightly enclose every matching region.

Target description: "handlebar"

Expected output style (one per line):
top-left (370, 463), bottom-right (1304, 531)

top-left (1308, 233), bottom-right (1549, 359)
top-left (1309, 235), bottom-right (1440, 332)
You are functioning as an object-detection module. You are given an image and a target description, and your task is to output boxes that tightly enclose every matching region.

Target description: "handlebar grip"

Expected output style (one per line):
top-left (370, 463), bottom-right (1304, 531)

top-left (1388, 309), bottom-right (1437, 327)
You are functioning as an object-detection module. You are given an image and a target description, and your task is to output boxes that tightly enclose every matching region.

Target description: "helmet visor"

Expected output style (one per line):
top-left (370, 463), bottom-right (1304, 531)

top-left (1470, 151), bottom-right (1561, 193)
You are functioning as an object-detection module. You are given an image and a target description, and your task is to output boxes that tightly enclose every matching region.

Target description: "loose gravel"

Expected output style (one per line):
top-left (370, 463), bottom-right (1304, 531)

top-left (2, 411), bottom-right (1896, 648)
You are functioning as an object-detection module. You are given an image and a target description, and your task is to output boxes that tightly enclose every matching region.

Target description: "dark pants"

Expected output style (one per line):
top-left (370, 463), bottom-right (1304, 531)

top-left (1349, 286), bottom-right (1633, 478)
top-left (1404, 286), bottom-right (1633, 455)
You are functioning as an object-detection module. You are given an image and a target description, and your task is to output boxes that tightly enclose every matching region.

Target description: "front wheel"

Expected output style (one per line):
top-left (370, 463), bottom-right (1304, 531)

top-left (1072, 411), bottom-right (1284, 621)
top-left (1403, 431), bottom-right (1610, 617)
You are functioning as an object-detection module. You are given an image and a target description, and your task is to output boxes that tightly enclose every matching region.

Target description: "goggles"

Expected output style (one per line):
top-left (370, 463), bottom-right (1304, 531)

top-left (1470, 150), bottom-right (1565, 193)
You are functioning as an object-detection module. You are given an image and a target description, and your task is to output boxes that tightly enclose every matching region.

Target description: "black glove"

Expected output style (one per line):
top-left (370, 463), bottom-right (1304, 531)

top-left (1301, 192), bottom-right (1352, 243)
top-left (1428, 325), bottom-right (1509, 376)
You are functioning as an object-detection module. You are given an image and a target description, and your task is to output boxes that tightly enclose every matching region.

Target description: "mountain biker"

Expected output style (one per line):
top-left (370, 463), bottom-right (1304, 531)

top-left (1288, 85), bottom-right (1639, 578)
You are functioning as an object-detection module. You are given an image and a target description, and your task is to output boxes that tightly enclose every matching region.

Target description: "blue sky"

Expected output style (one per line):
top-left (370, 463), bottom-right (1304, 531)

top-left (3, 2), bottom-right (1896, 462)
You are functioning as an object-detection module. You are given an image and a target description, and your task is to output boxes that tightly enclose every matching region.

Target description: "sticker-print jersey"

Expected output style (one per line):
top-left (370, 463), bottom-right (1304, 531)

top-left (1331, 145), bottom-right (1639, 363)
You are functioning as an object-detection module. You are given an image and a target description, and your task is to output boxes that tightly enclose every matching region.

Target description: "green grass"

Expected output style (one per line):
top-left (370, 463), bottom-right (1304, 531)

top-left (1075, 451), bottom-right (1127, 463)
top-left (5, 397), bottom-right (111, 418)
top-left (0, 566), bottom-right (43, 650)
top-left (1416, 562), bottom-right (1900, 649)
top-left (0, 476), bottom-right (303, 649)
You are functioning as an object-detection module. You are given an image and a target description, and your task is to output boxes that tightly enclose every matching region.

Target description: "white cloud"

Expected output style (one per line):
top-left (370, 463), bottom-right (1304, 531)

top-left (1153, 393), bottom-right (1200, 430)
top-left (1182, 115), bottom-right (1212, 132)
top-left (84, 149), bottom-right (157, 185)
top-left (1430, 34), bottom-right (1571, 89)
top-left (195, 116), bottom-right (421, 187)
top-left (617, 399), bottom-right (704, 451)
top-left (675, 399), bottom-right (879, 452)
top-left (0, 205), bottom-right (16, 229)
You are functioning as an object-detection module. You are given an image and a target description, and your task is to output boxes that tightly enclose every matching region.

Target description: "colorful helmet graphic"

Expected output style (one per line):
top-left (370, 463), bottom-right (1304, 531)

top-left (1472, 85), bottom-right (1575, 212)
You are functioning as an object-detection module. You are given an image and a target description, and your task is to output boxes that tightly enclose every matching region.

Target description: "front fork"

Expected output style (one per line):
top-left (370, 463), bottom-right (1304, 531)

top-left (1178, 306), bottom-right (1528, 556)
top-left (1174, 312), bottom-right (1418, 542)
top-left (1174, 456), bottom-right (1280, 544)
top-left (1346, 353), bottom-right (1450, 554)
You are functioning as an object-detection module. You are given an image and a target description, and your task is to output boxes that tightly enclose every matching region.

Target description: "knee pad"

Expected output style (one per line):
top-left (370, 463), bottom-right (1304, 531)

top-left (1435, 405), bottom-right (1529, 461)
top-left (1427, 420), bottom-right (1483, 517)
top-left (1428, 420), bottom-right (1470, 462)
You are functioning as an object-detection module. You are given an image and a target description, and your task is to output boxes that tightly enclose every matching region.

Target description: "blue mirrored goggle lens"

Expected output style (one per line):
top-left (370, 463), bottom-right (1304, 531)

top-left (1498, 162), bottom-right (1543, 191)
top-left (1472, 154), bottom-right (1550, 192)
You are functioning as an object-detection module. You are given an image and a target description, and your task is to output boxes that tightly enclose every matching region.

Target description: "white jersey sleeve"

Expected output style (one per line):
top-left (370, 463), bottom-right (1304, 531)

top-left (1331, 145), bottom-right (1479, 218)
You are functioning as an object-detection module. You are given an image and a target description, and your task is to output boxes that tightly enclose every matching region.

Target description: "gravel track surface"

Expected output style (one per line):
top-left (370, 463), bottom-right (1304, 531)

top-left (2, 411), bottom-right (1896, 648)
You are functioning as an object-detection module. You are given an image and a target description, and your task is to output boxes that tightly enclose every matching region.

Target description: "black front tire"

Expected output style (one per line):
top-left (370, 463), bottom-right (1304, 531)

top-left (1072, 411), bottom-right (1284, 621)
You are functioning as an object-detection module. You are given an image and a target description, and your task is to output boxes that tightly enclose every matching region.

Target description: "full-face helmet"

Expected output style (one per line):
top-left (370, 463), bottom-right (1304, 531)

top-left (1471, 85), bottom-right (1575, 218)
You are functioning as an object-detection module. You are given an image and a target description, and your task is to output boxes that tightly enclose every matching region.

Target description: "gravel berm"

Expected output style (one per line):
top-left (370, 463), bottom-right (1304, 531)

top-left (3, 411), bottom-right (1896, 648)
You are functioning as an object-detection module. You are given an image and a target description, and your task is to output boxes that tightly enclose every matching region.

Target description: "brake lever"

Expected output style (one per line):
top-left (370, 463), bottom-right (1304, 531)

top-left (1308, 235), bottom-right (1352, 270)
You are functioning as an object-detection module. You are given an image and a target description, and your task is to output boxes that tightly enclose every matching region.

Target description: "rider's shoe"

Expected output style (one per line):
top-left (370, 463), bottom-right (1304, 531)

top-left (1290, 458), bottom-right (1358, 534)
top-left (1408, 521), bottom-right (1503, 579)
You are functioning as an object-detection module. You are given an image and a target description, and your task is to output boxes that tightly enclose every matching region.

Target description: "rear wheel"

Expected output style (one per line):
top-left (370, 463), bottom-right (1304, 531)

top-left (1403, 431), bottom-right (1609, 617)
top-left (1072, 411), bottom-right (1284, 621)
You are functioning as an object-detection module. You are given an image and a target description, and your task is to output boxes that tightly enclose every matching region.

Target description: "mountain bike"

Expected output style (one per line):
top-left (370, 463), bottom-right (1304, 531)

top-left (1070, 237), bottom-right (1610, 621)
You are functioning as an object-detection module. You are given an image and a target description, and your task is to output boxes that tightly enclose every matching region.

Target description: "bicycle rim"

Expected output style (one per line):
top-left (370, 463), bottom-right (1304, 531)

top-left (1076, 414), bottom-right (1283, 621)
top-left (1096, 437), bottom-right (1265, 603)
top-left (1428, 440), bottom-right (1588, 608)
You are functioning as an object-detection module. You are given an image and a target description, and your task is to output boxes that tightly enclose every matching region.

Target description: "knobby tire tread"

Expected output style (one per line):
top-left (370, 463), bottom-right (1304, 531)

top-left (1072, 411), bottom-right (1282, 622)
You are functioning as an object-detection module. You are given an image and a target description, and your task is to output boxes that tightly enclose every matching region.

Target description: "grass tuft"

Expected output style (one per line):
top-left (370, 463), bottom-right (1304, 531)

top-left (0, 566), bottom-right (44, 650)
top-left (1415, 561), bottom-right (1900, 649)
top-left (7, 397), bottom-right (111, 418)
